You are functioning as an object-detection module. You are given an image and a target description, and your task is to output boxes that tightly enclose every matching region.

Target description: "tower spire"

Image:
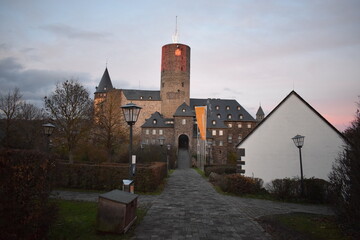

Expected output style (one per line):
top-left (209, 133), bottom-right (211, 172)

top-left (172, 16), bottom-right (179, 43)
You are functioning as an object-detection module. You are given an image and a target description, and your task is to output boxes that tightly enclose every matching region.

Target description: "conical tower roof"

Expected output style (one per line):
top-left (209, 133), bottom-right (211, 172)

top-left (95, 68), bottom-right (114, 93)
top-left (256, 106), bottom-right (265, 116)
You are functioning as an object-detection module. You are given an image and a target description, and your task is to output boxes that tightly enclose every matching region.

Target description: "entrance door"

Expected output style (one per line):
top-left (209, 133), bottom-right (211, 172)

top-left (178, 134), bottom-right (190, 168)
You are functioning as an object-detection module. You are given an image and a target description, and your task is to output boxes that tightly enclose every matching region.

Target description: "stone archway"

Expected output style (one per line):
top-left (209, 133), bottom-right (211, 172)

top-left (178, 134), bottom-right (190, 168)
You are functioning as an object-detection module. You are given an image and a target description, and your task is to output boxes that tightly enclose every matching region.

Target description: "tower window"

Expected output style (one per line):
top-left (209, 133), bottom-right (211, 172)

top-left (175, 48), bottom-right (181, 56)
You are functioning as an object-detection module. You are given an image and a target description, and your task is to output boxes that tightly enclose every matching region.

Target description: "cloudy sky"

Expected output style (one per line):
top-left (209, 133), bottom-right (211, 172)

top-left (0, 0), bottom-right (359, 131)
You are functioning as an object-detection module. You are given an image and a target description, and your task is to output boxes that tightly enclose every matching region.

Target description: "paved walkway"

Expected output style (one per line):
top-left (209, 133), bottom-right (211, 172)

top-left (134, 169), bottom-right (333, 240)
top-left (52, 169), bottom-right (333, 240)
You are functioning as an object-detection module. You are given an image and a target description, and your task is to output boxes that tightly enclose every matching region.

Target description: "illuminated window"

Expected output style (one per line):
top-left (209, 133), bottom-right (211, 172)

top-left (247, 124), bottom-right (252, 129)
top-left (238, 123), bottom-right (242, 128)
top-left (219, 130), bottom-right (223, 136)
top-left (212, 130), bottom-right (216, 136)
top-left (175, 48), bottom-right (181, 56)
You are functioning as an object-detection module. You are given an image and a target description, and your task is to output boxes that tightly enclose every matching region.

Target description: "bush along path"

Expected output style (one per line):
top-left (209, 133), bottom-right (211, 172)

top-left (134, 169), bottom-right (333, 240)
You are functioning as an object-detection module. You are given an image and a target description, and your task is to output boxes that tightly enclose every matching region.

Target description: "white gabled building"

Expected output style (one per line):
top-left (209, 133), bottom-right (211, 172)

top-left (237, 91), bottom-right (346, 184)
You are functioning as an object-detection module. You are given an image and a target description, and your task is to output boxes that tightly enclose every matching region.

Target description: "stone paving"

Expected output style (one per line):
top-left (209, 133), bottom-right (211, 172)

top-left (52, 169), bottom-right (334, 240)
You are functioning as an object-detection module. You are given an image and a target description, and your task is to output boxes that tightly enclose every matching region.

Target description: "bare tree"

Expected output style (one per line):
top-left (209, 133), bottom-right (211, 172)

top-left (44, 80), bottom-right (93, 163)
top-left (0, 88), bottom-right (22, 148)
top-left (94, 90), bottom-right (125, 162)
top-left (18, 102), bottom-right (44, 120)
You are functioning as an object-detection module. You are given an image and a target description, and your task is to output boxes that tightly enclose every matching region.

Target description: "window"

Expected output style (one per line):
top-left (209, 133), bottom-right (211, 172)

top-left (145, 129), bottom-right (149, 135)
top-left (140, 96), bottom-right (143, 99)
top-left (239, 114), bottom-right (243, 120)
top-left (238, 135), bottom-right (242, 142)
top-left (182, 82), bottom-right (184, 87)
top-left (215, 105), bottom-right (220, 110)
top-left (182, 108), bottom-right (186, 112)
top-left (237, 106), bottom-right (241, 110)
top-left (217, 114), bottom-right (221, 119)
top-left (212, 130), bottom-right (217, 136)
top-left (152, 129), bottom-right (156, 135)
top-left (219, 141), bottom-right (223, 146)
top-left (226, 106), bottom-right (230, 110)
top-left (153, 119), bottom-right (157, 125)
top-left (247, 124), bottom-right (252, 129)
top-left (148, 96), bottom-right (152, 100)
top-left (159, 129), bottom-right (163, 135)
top-left (212, 120), bottom-right (216, 126)
top-left (227, 114), bottom-right (232, 119)
top-left (238, 123), bottom-right (242, 128)
top-left (219, 130), bottom-right (223, 136)
top-left (182, 119), bottom-right (186, 125)
top-left (228, 135), bottom-right (232, 143)
top-left (228, 123), bottom-right (232, 128)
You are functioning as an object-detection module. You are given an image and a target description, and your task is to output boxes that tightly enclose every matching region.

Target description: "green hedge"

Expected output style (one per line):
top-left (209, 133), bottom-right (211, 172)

top-left (54, 162), bottom-right (167, 192)
top-left (204, 164), bottom-right (236, 177)
top-left (0, 149), bottom-right (57, 240)
top-left (267, 177), bottom-right (330, 203)
top-left (220, 174), bottom-right (264, 195)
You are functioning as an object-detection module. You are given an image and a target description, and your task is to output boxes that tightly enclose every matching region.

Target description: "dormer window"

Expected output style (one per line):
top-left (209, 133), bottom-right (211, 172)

top-left (239, 114), bottom-right (243, 120)
top-left (182, 108), bottom-right (186, 112)
top-left (153, 119), bottom-right (157, 125)
top-left (237, 106), bottom-right (241, 110)
top-left (226, 106), bottom-right (230, 110)
top-left (140, 96), bottom-right (143, 99)
top-left (212, 120), bottom-right (216, 126)
top-left (215, 105), bottom-right (220, 110)
top-left (227, 114), bottom-right (232, 119)
top-left (217, 114), bottom-right (221, 119)
top-left (148, 96), bottom-right (152, 100)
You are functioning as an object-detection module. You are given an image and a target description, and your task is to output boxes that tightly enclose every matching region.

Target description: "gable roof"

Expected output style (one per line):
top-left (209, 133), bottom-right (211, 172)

top-left (174, 102), bottom-right (195, 117)
top-left (190, 98), bottom-right (256, 128)
top-left (237, 90), bottom-right (346, 147)
top-left (142, 111), bottom-right (174, 128)
top-left (95, 68), bottom-right (114, 93)
top-left (123, 89), bottom-right (161, 101)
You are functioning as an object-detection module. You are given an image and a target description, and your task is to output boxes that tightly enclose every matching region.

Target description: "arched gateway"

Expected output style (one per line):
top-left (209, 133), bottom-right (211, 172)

top-left (178, 134), bottom-right (190, 168)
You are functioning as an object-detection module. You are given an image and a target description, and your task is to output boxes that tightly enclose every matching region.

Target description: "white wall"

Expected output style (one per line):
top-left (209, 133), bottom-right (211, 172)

top-left (238, 94), bottom-right (345, 184)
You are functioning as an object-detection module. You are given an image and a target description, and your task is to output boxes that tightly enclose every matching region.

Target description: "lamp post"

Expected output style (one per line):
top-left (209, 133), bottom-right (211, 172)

top-left (292, 134), bottom-right (305, 197)
top-left (42, 123), bottom-right (55, 152)
top-left (166, 144), bottom-right (171, 173)
top-left (121, 103), bottom-right (142, 179)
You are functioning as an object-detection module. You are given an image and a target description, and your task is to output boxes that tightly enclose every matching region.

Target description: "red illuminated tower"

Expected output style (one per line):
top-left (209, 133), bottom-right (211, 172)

top-left (160, 43), bottom-right (191, 118)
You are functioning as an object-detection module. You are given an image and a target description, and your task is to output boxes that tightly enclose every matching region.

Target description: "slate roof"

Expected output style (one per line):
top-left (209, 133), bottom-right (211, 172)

top-left (190, 98), bottom-right (256, 129)
top-left (256, 106), bottom-right (265, 116)
top-left (95, 68), bottom-right (114, 93)
top-left (142, 112), bottom-right (174, 128)
top-left (174, 102), bottom-right (195, 117)
top-left (123, 89), bottom-right (161, 101)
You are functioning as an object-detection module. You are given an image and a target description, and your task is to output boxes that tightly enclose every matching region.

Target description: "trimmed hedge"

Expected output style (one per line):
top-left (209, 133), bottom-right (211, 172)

top-left (54, 161), bottom-right (167, 192)
top-left (204, 164), bottom-right (236, 177)
top-left (267, 177), bottom-right (330, 203)
top-left (0, 149), bottom-right (57, 240)
top-left (220, 174), bottom-right (264, 195)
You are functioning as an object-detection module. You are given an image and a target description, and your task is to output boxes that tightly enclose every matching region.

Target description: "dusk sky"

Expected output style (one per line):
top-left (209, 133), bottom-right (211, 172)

top-left (0, 0), bottom-right (359, 131)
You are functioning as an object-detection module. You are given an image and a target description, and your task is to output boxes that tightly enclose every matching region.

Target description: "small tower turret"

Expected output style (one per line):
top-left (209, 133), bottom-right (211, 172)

top-left (256, 105), bottom-right (265, 122)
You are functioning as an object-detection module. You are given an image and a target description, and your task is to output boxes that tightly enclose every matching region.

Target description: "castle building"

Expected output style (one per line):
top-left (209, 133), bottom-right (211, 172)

top-left (94, 41), bottom-right (263, 166)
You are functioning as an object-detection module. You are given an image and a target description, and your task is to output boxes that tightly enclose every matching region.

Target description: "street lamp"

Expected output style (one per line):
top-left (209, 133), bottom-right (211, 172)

top-left (166, 144), bottom-right (171, 172)
top-left (158, 136), bottom-right (165, 147)
top-left (42, 123), bottom-right (55, 152)
top-left (121, 103), bottom-right (142, 179)
top-left (292, 134), bottom-right (305, 197)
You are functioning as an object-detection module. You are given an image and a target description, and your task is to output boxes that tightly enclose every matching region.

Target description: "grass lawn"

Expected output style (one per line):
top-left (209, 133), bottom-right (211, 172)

top-left (48, 200), bottom-right (146, 240)
top-left (257, 213), bottom-right (350, 240)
